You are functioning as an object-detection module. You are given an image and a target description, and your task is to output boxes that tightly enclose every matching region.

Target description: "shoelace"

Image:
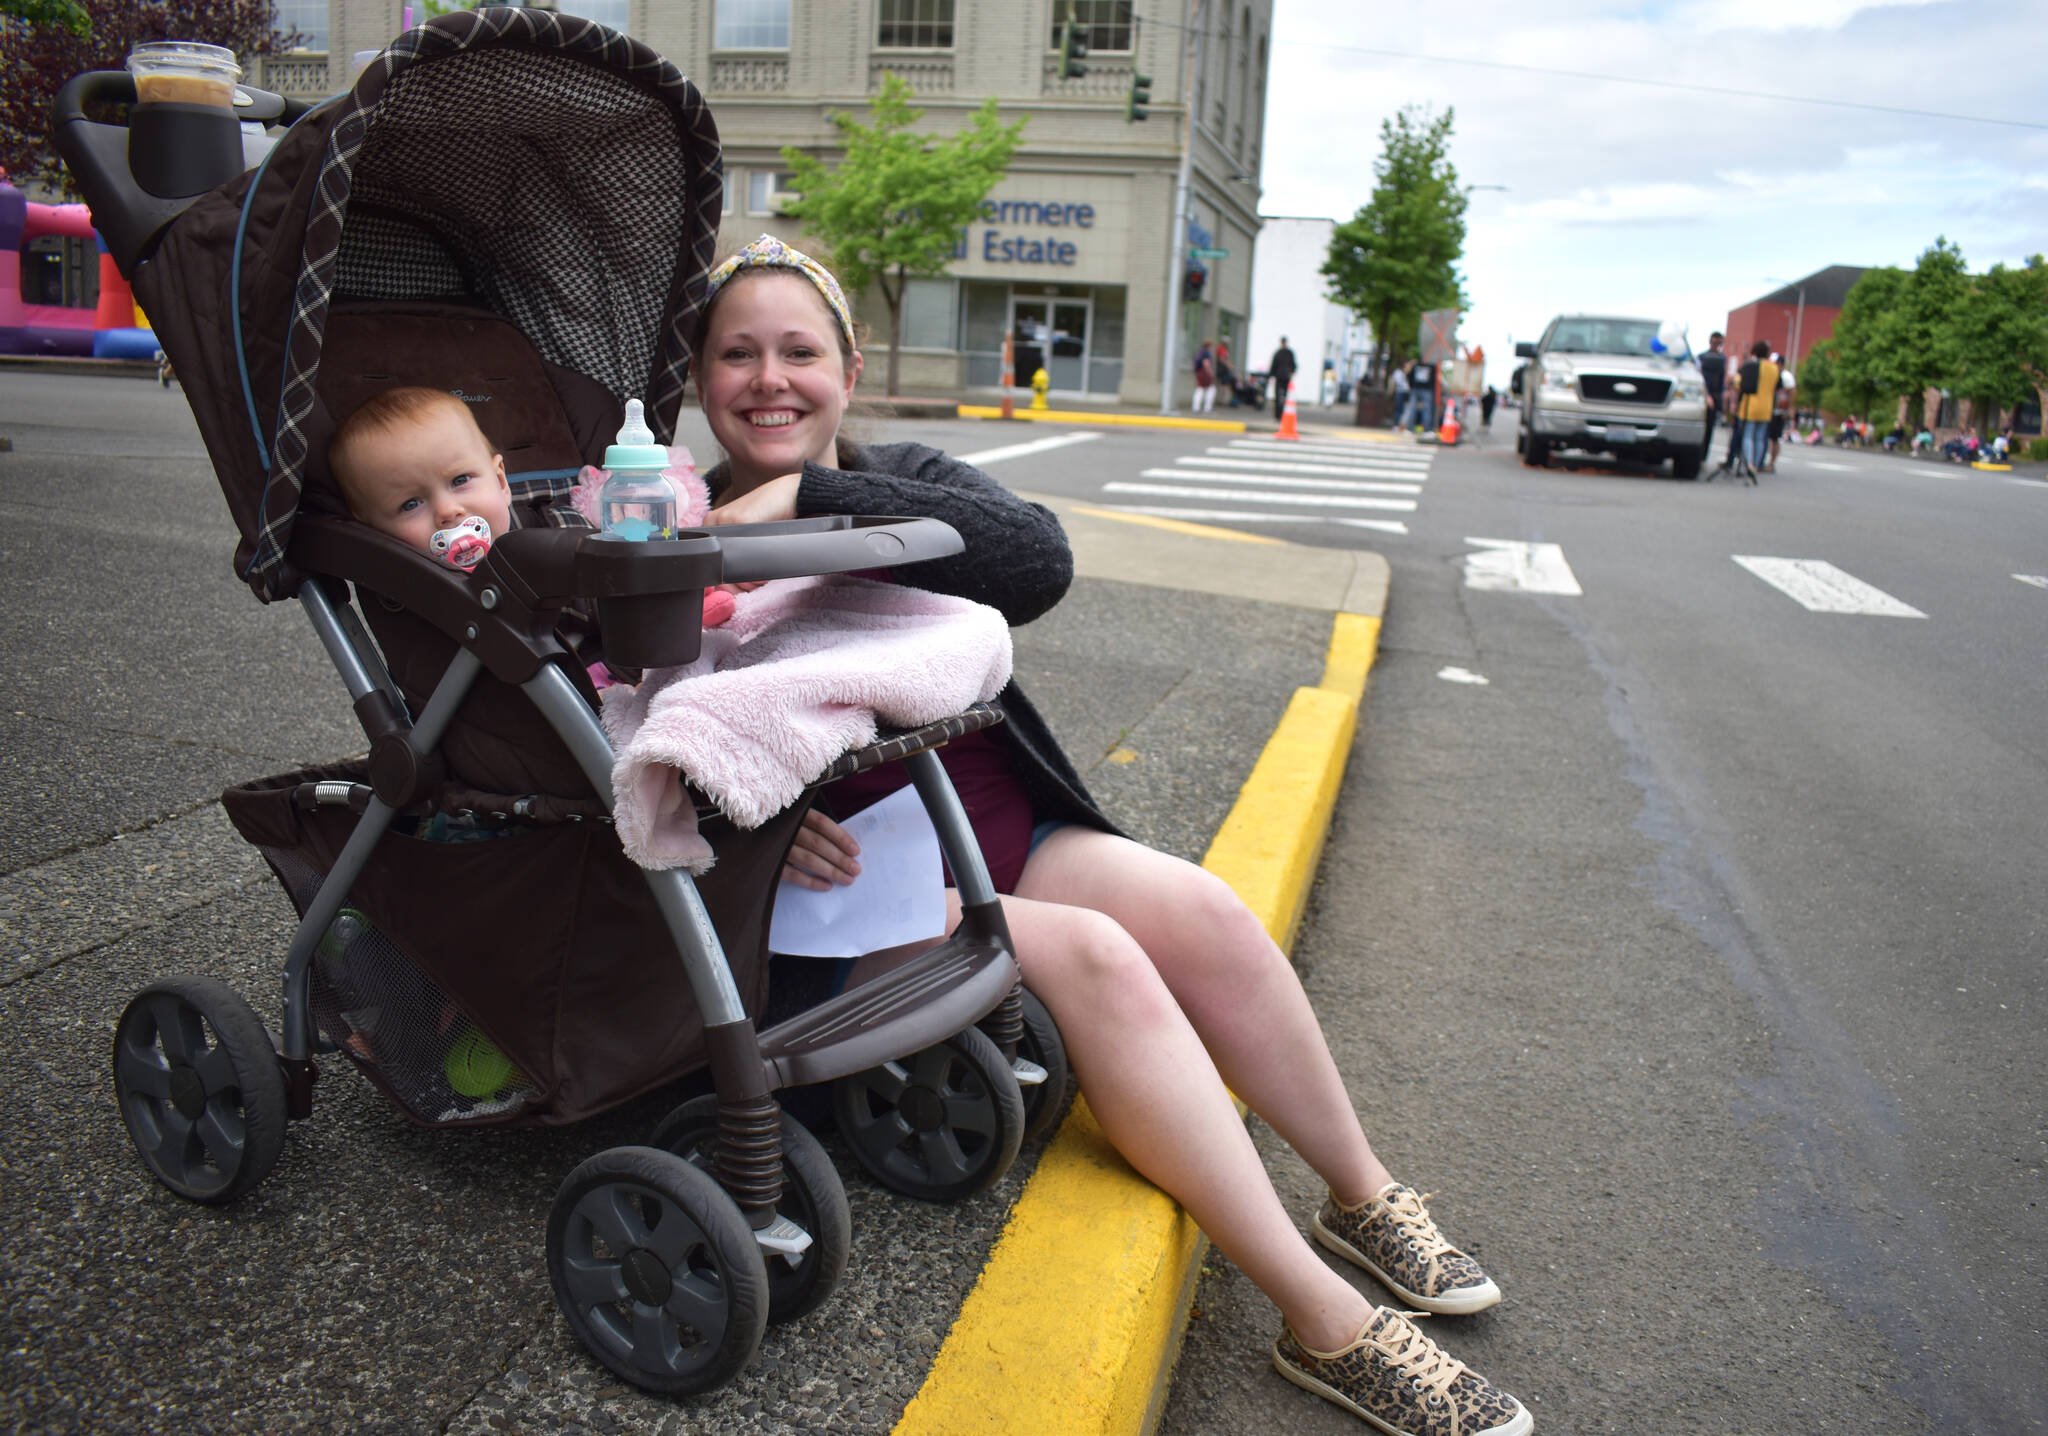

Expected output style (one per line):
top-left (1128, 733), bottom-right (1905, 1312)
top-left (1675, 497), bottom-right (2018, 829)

top-left (1384, 1187), bottom-right (1458, 1263)
top-left (1363, 1310), bottom-right (1469, 1429)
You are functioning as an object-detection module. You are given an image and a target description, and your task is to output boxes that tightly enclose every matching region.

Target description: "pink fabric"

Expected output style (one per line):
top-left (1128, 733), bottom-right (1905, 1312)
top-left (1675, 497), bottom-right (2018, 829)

top-left (603, 576), bottom-right (1013, 872)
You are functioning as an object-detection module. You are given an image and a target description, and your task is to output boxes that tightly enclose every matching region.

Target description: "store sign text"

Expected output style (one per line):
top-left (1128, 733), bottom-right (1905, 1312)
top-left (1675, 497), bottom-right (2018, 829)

top-left (954, 200), bottom-right (1097, 268)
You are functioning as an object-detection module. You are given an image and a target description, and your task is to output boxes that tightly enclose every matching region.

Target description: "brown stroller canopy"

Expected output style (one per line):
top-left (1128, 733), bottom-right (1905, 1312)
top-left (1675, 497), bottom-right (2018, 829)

top-left (133, 8), bottom-right (724, 602)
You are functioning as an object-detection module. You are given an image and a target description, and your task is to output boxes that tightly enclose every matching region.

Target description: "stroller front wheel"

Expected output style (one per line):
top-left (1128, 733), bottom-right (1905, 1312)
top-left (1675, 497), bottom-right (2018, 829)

top-left (548, 1146), bottom-right (769, 1395)
top-left (111, 976), bottom-right (289, 1204)
top-left (1014, 987), bottom-right (1072, 1142)
top-left (647, 1094), bottom-right (851, 1326)
top-left (833, 1024), bottom-right (1025, 1202)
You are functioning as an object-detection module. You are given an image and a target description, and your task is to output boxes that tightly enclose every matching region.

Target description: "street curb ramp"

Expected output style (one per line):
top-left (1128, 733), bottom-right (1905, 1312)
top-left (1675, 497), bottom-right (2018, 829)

top-left (895, 597), bottom-right (1383, 1436)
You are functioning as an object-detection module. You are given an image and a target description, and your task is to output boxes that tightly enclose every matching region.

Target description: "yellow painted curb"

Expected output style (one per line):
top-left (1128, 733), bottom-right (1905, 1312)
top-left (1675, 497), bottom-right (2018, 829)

top-left (894, 607), bottom-right (1383, 1436)
top-left (957, 405), bottom-right (1247, 434)
top-left (1971, 460), bottom-right (2013, 471)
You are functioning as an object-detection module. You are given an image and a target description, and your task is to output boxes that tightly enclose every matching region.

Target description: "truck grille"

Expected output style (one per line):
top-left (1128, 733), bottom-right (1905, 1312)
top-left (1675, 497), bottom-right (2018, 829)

top-left (1578, 375), bottom-right (1671, 405)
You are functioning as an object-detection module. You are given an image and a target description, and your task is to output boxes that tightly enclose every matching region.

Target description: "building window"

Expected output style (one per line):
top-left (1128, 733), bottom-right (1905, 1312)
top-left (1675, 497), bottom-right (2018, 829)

top-left (1047, 0), bottom-right (1132, 52)
top-left (557, 0), bottom-right (631, 32)
top-left (717, 0), bottom-right (790, 49)
top-left (746, 170), bottom-right (797, 214)
top-left (899, 278), bottom-right (958, 348)
top-left (879, 0), bottom-right (953, 48)
top-left (273, 0), bottom-right (327, 52)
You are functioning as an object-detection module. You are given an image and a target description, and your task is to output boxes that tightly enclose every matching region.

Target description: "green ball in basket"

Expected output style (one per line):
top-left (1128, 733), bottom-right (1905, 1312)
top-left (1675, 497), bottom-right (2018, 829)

top-left (443, 1025), bottom-right (521, 1099)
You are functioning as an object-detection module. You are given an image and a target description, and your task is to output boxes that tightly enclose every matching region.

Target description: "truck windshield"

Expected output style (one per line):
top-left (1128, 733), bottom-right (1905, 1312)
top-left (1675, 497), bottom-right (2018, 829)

top-left (1547, 319), bottom-right (1664, 356)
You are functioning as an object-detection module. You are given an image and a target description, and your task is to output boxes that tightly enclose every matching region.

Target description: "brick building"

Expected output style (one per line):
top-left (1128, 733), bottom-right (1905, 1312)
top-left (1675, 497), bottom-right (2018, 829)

top-left (1723, 264), bottom-right (1867, 368)
top-left (254, 0), bottom-right (1274, 407)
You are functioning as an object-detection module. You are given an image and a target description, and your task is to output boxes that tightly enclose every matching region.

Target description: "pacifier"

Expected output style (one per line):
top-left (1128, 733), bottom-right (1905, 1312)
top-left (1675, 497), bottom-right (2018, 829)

top-left (429, 515), bottom-right (492, 570)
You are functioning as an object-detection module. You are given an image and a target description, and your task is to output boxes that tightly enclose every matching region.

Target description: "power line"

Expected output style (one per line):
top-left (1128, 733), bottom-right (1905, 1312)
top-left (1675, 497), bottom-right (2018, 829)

top-left (1281, 41), bottom-right (2046, 132)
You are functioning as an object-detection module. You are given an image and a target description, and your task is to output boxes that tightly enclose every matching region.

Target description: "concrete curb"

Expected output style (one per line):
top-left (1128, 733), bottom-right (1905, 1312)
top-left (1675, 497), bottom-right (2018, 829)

top-left (895, 503), bottom-right (1385, 1436)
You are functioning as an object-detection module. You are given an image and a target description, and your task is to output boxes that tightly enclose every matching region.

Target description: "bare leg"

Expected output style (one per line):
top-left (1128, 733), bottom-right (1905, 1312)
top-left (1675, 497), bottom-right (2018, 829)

top-left (990, 887), bottom-right (1373, 1352)
top-left (1016, 828), bottom-right (1392, 1207)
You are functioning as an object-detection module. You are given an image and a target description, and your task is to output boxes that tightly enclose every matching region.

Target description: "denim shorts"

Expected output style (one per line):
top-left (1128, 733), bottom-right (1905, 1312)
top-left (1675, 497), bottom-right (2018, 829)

top-left (1028, 818), bottom-right (1071, 857)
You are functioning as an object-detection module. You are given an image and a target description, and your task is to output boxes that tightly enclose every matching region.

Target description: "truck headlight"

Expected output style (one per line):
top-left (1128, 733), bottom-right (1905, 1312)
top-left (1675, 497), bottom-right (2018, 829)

top-left (1540, 361), bottom-right (1575, 394)
top-left (1673, 375), bottom-right (1704, 401)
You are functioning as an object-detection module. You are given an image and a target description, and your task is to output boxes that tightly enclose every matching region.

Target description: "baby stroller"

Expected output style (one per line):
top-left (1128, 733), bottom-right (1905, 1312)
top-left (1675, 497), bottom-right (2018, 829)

top-left (59, 10), bottom-right (1066, 1396)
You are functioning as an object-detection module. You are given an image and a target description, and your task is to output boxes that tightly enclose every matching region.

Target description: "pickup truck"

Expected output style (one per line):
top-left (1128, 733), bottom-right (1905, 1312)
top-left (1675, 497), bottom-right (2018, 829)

top-left (1514, 315), bottom-right (1709, 479)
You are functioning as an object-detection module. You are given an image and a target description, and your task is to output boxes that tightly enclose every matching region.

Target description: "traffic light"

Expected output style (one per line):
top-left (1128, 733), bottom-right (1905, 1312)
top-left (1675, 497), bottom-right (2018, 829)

top-left (1126, 70), bottom-right (1152, 122)
top-left (1059, 20), bottom-right (1089, 79)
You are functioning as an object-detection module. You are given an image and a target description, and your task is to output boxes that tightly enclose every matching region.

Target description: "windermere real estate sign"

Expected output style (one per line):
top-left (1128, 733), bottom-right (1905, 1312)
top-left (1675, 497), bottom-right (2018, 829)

top-left (954, 199), bottom-right (1097, 266)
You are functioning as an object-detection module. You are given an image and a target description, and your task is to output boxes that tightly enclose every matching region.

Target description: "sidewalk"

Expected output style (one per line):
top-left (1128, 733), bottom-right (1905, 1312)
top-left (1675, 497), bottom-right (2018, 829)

top-left (0, 377), bottom-right (1387, 1434)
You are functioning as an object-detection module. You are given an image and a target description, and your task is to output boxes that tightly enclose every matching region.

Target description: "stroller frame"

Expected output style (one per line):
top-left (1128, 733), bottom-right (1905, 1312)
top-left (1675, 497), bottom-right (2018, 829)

top-left (66, 8), bottom-right (1061, 1396)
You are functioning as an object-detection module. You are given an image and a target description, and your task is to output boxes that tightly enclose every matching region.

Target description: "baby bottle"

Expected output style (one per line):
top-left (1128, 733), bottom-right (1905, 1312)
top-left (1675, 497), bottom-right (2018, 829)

top-left (598, 399), bottom-right (677, 542)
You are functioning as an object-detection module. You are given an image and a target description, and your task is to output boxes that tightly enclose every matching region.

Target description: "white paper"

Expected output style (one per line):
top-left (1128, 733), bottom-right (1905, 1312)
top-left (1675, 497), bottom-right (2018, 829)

top-left (769, 784), bottom-right (947, 958)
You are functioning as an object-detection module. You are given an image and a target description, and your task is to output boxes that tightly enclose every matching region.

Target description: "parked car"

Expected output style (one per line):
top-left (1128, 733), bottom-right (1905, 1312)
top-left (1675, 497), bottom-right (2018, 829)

top-left (1515, 315), bottom-right (1708, 479)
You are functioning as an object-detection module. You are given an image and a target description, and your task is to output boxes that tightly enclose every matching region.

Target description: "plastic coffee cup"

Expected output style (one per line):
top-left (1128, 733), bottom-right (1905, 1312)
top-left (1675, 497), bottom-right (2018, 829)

top-left (128, 40), bottom-right (241, 109)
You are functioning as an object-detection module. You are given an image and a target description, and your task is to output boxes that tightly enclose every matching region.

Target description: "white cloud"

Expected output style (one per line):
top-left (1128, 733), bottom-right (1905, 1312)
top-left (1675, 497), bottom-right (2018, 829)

top-left (1257, 0), bottom-right (2045, 387)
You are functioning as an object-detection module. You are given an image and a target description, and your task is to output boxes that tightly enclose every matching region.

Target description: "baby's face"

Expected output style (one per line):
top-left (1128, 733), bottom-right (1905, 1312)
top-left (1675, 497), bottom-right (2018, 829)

top-left (339, 407), bottom-right (511, 557)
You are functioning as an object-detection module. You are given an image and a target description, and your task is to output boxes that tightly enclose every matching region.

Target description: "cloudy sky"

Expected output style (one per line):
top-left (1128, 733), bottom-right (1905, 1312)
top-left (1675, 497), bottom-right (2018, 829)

top-left (1259, 0), bottom-right (2045, 384)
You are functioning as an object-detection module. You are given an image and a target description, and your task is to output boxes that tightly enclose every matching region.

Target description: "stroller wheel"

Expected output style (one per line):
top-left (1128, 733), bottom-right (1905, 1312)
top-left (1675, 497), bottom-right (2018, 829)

top-left (111, 976), bottom-right (289, 1204)
top-left (833, 1025), bottom-right (1024, 1202)
top-left (1015, 987), bottom-right (1072, 1142)
top-left (547, 1146), bottom-right (768, 1395)
top-left (647, 1094), bottom-right (851, 1326)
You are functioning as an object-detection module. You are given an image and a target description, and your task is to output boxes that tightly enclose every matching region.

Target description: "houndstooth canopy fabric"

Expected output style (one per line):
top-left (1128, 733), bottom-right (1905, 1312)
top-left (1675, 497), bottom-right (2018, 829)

top-left (245, 7), bottom-right (723, 598)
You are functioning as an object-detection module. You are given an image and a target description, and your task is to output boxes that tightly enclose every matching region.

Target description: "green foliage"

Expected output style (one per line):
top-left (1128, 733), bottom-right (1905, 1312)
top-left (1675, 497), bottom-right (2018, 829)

top-left (1, 0), bottom-right (291, 193)
top-left (1320, 105), bottom-right (1468, 372)
top-left (2030, 436), bottom-right (2048, 462)
top-left (780, 74), bottom-right (1024, 396)
top-left (0, 0), bottom-right (91, 37)
top-left (1827, 241), bottom-right (2048, 429)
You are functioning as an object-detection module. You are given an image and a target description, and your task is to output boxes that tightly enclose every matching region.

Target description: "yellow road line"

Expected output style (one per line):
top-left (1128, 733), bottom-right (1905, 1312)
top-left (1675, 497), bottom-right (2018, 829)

top-left (894, 606), bottom-right (1384, 1436)
top-left (1070, 505), bottom-right (1287, 545)
top-left (958, 405), bottom-right (1248, 433)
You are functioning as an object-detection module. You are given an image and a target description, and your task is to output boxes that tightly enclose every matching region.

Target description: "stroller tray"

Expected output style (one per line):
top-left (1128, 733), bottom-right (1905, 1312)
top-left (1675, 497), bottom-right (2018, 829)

top-left (760, 938), bottom-right (1017, 1089)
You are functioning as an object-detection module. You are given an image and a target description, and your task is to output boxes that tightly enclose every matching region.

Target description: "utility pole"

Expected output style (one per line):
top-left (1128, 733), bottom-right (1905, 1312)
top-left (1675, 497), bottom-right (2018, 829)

top-left (1157, 0), bottom-right (1207, 415)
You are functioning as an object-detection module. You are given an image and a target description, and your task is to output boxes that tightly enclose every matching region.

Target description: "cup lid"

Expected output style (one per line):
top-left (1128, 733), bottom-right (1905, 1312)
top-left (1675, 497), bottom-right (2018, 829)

top-left (128, 40), bottom-right (242, 76)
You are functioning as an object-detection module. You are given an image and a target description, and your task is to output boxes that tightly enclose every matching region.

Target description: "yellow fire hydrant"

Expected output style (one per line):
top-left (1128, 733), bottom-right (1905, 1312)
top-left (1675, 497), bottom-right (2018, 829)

top-left (1030, 367), bottom-right (1050, 410)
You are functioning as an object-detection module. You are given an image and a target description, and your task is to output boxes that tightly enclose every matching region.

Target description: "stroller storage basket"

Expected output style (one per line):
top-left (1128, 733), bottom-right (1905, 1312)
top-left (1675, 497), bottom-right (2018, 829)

top-left (224, 760), bottom-right (809, 1127)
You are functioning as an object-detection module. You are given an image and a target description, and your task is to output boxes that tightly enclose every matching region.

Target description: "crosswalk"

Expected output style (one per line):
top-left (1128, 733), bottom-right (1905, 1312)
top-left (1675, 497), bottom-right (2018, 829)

top-left (1095, 436), bottom-right (1434, 536)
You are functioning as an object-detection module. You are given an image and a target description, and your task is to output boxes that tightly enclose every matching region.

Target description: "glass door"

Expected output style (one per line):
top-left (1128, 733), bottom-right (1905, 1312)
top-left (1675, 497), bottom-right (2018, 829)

top-left (1010, 296), bottom-right (1093, 393)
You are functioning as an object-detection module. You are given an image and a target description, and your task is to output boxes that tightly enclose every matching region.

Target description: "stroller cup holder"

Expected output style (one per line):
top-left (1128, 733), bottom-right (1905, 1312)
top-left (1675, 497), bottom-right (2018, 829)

top-left (51, 70), bottom-right (299, 278)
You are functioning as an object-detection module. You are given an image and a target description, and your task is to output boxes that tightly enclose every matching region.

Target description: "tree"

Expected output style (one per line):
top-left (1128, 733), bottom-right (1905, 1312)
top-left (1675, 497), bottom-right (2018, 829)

top-left (780, 74), bottom-right (1024, 397)
top-left (1823, 266), bottom-right (1907, 418)
top-left (1948, 255), bottom-right (2048, 430)
top-left (1, 0), bottom-right (292, 194)
top-left (1320, 105), bottom-right (1468, 380)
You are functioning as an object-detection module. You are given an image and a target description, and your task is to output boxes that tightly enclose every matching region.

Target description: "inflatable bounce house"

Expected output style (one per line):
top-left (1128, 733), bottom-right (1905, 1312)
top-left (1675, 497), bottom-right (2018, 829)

top-left (1, 172), bottom-right (159, 359)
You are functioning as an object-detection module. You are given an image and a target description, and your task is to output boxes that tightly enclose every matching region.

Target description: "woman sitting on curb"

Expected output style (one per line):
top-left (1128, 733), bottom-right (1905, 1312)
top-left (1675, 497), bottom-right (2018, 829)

top-left (692, 234), bottom-right (1533, 1436)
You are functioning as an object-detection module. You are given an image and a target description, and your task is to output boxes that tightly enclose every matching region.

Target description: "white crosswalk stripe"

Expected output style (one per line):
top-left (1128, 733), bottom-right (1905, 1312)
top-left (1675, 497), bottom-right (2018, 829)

top-left (1225, 440), bottom-right (1434, 466)
top-left (1106, 480), bottom-right (1416, 513)
top-left (1096, 506), bottom-right (1409, 535)
top-left (1140, 468), bottom-right (1422, 495)
top-left (1185, 452), bottom-right (1429, 480)
top-left (1733, 557), bottom-right (1927, 616)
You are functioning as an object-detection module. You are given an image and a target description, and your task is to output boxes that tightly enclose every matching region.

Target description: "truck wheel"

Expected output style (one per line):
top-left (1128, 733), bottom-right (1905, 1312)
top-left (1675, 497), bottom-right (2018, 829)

top-left (1522, 435), bottom-right (1550, 469)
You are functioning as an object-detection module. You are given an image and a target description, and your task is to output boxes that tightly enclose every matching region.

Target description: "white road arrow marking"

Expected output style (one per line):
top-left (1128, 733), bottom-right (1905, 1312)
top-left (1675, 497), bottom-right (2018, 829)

top-left (2014, 573), bottom-right (2048, 590)
top-left (956, 431), bottom-right (1103, 465)
top-left (1438, 667), bottom-right (1490, 685)
top-left (1461, 538), bottom-right (1583, 595)
top-left (1733, 556), bottom-right (1926, 616)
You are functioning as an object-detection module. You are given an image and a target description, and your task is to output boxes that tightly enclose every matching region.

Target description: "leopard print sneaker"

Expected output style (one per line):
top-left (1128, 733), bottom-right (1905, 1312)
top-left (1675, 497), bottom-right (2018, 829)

top-left (1273, 1308), bottom-right (1531, 1436)
top-left (1312, 1183), bottom-right (1502, 1315)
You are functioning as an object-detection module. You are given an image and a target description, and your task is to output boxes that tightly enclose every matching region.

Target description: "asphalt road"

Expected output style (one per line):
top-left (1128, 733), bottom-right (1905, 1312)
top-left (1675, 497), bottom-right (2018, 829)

top-left (981, 417), bottom-right (2041, 1435)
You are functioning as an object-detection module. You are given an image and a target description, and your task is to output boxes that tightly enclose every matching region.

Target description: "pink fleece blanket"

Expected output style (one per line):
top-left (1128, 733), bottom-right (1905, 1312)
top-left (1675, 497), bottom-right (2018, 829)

top-left (603, 575), bottom-right (1013, 872)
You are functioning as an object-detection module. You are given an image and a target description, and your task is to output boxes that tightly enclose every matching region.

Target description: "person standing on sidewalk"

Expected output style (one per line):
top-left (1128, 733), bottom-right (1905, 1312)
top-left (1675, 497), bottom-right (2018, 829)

top-left (1480, 384), bottom-right (1498, 427)
top-left (1390, 361), bottom-right (1412, 430)
top-left (697, 235), bottom-right (1532, 1436)
top-left (1697, 331), bottom-right (1728, 466)
top-left (1192, 341), bottom-right (1218, 413)
top-left (1733, 341), bottom-right (1779, 477)
top-left (1766, 354), bottom-right (1794, 473)
top-left (1268, 336), bottom-right (1298, 422)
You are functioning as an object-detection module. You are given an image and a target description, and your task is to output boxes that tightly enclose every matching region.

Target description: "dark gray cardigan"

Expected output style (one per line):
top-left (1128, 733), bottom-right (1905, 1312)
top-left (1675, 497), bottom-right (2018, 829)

top-left (707, 441), bottom-right (1120, 839)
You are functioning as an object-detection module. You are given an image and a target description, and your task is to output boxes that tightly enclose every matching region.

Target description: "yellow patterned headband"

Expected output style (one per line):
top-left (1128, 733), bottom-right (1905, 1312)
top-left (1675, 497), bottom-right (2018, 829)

top-left (703, 234), bottom-right (858, 352)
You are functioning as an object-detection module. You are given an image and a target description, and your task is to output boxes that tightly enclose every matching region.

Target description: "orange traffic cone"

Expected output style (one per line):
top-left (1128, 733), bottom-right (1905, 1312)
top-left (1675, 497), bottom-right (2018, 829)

top-left (1276, 381), bottom-right (1301, 441)
top-left (1438, 405), bottom-right (1461, 445)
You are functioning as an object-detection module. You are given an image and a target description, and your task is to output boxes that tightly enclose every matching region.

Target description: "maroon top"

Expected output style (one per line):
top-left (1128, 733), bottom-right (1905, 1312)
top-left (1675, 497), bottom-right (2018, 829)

top-left (822, 726), bottom-right (1037, 894)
